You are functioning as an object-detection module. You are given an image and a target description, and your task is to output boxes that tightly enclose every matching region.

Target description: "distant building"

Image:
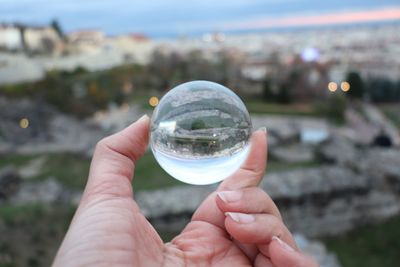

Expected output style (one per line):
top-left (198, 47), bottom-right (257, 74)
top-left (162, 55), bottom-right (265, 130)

top-left (67, 30), bottom-right (105, 54)
top-left (105, 33), bottom-right (154, 64)
top-left (0, 23), bottom-right (63, 55)
top-left (0, 24), bottom-right (22, 51)
top-left (24, 26), bottom-right (63, 55)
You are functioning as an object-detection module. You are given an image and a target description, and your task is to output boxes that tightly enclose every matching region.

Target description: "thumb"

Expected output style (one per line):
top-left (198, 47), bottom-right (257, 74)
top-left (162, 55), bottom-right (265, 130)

top-left (82, 114), bottom-right (150, 204)
top-left (268, 236), bottom-right (319, 267)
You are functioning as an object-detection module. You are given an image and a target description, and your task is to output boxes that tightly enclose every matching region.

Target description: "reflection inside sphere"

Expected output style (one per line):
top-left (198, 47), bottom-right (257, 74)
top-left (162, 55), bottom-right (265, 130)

top-left (150, 80), bottom-right (252, 185)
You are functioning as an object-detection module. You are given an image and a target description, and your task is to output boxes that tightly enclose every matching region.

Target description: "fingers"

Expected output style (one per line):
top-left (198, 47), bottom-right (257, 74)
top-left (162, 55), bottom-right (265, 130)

top-left (82, 115), bottom-right (150, 204)
top-left (224, 212), bottom-right (296, 250)
top-left (219, 128), bottom-right (268, 190)
top-left (268, 236), bottom-right (319, 267)
top-left (216, 187), bottom-right (281, 219)
top-left (221, 196), bottom-right (319, 267)
top-left (191, 129), bottom-right (267, 228)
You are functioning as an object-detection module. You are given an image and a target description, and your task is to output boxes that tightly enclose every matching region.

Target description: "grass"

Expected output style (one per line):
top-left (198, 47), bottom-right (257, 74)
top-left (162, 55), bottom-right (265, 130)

top-left (0, 154), bottom-right (37, 168)
top-left (245, 101), bottom-right (319, 116)
top-left (0, 153), bottom-right (91, 189)
top-left (137, 96), bottom-right (321, 117)
top-left (0, 152), bottom-right (179, 191)
top-left (379, 104), bottom-right (400, 130)
top-left (133, 152), bottom-right (181, 190)
top-left (10, 152), bottom-right (321, 193)
top-left (384, 111), bottom-right (400, 129)
top-left (1, 152), bottom-right (320, 193)
top-left (325, 215), bottom-right (400, 267)
top-left (0, 204), bottom-right (75, 267)
top-left (0, 204), bottom-right (45, 226)
top-left (32, 153), bottom-right (91, 189)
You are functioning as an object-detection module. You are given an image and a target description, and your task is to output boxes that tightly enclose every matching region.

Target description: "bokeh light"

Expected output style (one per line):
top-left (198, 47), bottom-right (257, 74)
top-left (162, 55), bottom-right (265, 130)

top-left (328, 82), bottom-right (338, 92)
top-left (121, 103), bottom-right (129, 112)
top-left (341, 81), bottom-right (350, 92)
top-left (94, 111), bottom-right (105, 120)
top-left (301, 47), bottom-right (320, 62)
top-left (19, 118), bottom-right (29, 129)
top-left (149, 96), bottom-right (159, 107)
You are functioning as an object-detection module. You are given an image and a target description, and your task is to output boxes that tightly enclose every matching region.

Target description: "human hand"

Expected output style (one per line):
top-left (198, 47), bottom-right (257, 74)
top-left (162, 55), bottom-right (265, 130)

top-left (53, 115), bottom-right (318, 267)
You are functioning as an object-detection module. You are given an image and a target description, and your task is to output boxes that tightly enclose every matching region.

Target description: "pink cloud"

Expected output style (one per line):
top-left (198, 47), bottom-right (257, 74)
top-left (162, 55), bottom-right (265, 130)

top-left (225, 7), bottom-right (400, 30)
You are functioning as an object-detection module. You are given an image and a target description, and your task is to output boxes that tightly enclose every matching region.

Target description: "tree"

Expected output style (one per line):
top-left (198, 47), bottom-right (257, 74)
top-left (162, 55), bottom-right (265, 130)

top-left (262, 78), bottom-right (275, 101)
top-left (277, 84), bottom-right (291, 103)
top-left (346, 71), bottom-right (364, 98)
top-left (51, 19), bottom-right (64, 39)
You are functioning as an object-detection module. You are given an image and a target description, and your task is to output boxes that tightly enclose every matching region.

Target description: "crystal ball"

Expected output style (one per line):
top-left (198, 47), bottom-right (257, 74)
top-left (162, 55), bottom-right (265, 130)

top-left (150, 81), bottom-right (252, 185)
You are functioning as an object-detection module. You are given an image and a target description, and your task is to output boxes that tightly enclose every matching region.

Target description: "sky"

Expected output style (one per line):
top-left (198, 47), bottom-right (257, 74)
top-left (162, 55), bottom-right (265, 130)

top-left (1, 0), bottom-right (400, 37)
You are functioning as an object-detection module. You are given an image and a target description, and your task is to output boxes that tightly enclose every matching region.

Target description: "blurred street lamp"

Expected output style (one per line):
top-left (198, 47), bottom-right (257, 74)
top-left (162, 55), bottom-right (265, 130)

top-left (19, 118), bottom-right (29, 129)
top-left (301, 47), bottom-right (320, 62)
top-left (341, 81), bottom-right (350, 92)
top-left (328, 82), bottom-right (338, 92)
top-left (149, 96), bottom-right (159, 107)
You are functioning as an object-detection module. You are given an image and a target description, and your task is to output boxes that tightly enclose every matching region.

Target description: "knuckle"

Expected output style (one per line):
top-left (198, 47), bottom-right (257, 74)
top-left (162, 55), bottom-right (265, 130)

top-left (95, 137), bottom-right (109, 151)
top-left (267, 216), bottom-right (285, 236)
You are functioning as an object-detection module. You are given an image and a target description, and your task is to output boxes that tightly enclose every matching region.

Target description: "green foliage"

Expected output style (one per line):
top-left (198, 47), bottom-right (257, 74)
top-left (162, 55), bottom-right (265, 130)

top-left (315, 94), bottom-right (347, 124)
top-left (31, 153), bottom-right (91, 189)
top-left (346, 71), bottom-right (364, 98)
top-left (0, 155), bottom-right (36, 168)
top-left (277, 84), bottom-right (291, 103)
top-left (325, 215), bottom-right (400, 267)
top-left (262, 79), bottom-right (274, 101)
top-left (261, 78), bottom-right (292, 104)
top-left (133, 152), bottom-right (181, 190)
top-left (0, 204), bottom-right (76, 267)
top-left (0, 204), bottom-right (45, 226)
top-left (190, 119), bottom-right (207, 130)
top-left (50, 19), bottom-right (64, 39)
top-left (245, 100), bottom-right (319, 116)
top-left (0, 152), bottom-right (180, 192)
top-left (0, 66), bottom-right (134, 118)
top-left (367, 78), bottom-right (400, 102)
top-left (379, 104), bottom-right (400, 129)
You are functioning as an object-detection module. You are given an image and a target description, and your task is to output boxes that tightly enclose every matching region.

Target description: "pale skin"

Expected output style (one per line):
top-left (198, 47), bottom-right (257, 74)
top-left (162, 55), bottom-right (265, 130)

top-left (53, 115), bottom-right (319, 267)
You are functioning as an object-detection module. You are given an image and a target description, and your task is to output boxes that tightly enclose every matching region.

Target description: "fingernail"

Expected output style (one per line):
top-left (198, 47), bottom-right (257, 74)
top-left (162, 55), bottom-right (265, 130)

top-left (272, 236), bottom-right (295, 252)
top-left (258, 127), bottom-right (267, 135)
top-left (137, 114), bottom-right (149, 122)
top-left (225, 212), bottom-right (255, 224)
top-left (217, 190), bottom-right (243, 203)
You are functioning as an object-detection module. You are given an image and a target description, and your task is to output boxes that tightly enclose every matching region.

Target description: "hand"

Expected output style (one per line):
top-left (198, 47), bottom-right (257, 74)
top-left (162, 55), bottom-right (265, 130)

top-left (53, 115), bottom-right (318, 267)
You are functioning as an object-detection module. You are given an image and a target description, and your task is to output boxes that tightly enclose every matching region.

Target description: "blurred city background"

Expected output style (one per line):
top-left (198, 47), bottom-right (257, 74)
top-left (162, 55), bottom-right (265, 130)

top-left (1, 1), bottom-right (400, 266)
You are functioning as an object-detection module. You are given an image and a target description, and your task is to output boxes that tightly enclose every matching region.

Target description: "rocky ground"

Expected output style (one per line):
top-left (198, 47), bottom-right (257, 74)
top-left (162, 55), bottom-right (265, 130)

top-left (1, 138), bottom-right (399, 266)
top-left (1, 97), bottom-right (400, 267)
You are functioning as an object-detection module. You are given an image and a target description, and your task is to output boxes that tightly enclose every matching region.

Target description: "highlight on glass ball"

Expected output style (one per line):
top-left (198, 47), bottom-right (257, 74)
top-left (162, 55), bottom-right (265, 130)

top-left (150, 80), bottom-right (252, 185)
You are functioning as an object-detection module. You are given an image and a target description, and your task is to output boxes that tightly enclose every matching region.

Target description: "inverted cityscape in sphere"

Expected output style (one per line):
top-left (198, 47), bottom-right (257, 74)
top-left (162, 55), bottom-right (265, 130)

top-left (150, 80), bottom-right (252, 185)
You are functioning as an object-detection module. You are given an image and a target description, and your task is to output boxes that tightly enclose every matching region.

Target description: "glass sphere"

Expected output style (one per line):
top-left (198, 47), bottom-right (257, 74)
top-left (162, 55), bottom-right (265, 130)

top-left (150, 81), bottom-right (252, 185)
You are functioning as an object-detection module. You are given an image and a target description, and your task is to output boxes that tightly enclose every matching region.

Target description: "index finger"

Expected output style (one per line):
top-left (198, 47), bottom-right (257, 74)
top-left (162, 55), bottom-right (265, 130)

top-left (190, 128), bottom-right (268, 229)
top-left (219, 127), bottom-right (267, 191)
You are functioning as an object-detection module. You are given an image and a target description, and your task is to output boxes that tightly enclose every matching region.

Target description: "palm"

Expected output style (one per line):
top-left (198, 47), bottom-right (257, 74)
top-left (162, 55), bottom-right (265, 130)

top-left (66, 193), bottom-right (255, 267)
top-left (53, 117), bottom-right (269, 267)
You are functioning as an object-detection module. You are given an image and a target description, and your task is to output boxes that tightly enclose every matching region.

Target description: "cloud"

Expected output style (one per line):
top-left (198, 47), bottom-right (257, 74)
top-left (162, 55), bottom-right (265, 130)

top-left (224, 7), bottom-right (400, 30)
